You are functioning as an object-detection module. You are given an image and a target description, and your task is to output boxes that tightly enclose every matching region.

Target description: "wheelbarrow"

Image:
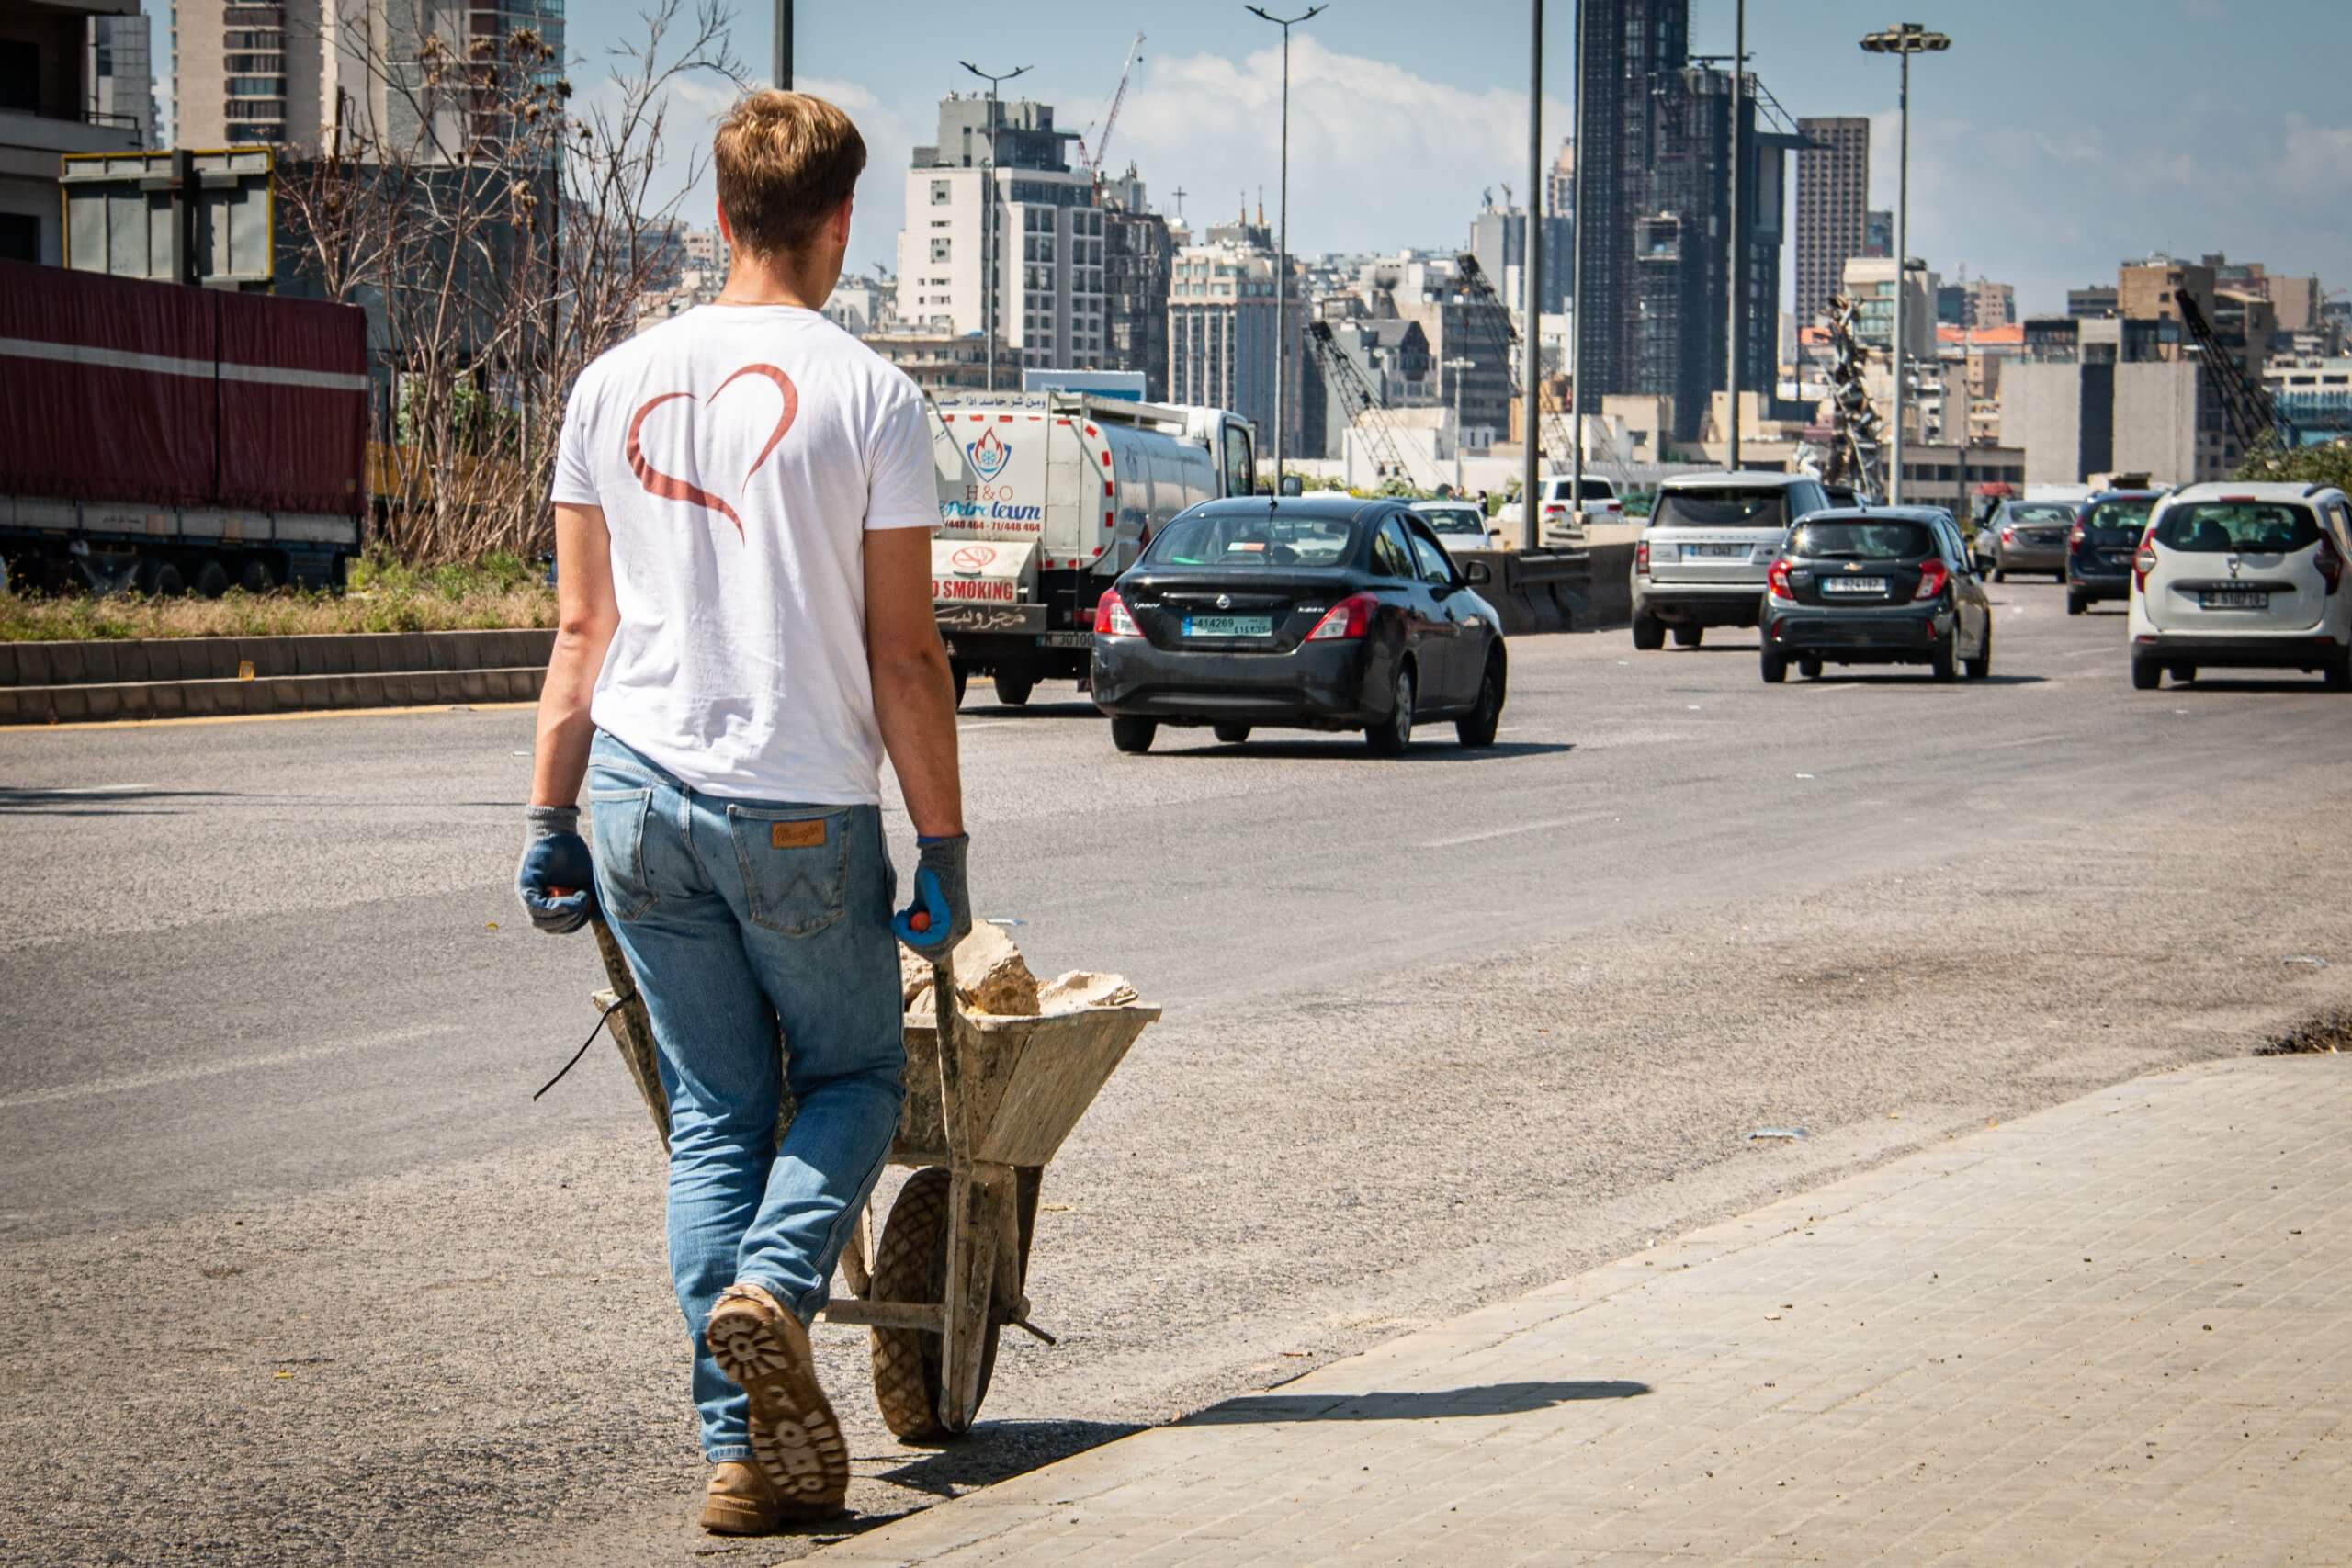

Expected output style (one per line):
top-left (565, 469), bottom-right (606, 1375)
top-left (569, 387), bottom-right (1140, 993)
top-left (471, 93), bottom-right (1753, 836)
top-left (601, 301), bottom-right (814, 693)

top-left (588, 919), bottom-right (1157, 1438)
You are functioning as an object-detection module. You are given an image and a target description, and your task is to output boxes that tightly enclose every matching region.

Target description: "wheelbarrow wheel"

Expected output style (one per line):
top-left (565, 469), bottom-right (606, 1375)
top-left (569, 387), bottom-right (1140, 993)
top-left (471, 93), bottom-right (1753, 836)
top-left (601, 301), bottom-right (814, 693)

top-left (869, 1166), bottom-right (999, 1441)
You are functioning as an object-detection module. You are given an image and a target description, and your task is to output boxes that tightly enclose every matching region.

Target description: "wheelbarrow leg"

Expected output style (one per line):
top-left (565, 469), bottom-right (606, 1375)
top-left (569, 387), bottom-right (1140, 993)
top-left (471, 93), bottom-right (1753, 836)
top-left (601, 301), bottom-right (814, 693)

top-left (938, 1162), bottom-right (1014, 1433)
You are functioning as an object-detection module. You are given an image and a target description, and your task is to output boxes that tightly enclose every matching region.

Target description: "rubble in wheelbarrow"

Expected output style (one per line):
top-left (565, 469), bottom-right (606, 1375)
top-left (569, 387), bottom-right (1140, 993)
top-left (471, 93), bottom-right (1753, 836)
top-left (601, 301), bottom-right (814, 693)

top-left (899, 926), bottom-right (1137, 1017)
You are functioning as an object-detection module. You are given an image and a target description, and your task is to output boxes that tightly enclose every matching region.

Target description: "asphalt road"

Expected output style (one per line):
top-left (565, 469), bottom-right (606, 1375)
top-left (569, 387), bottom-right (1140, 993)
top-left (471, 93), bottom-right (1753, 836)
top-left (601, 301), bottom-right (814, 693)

top-left (6, 581), bottom-right (2352, 1565)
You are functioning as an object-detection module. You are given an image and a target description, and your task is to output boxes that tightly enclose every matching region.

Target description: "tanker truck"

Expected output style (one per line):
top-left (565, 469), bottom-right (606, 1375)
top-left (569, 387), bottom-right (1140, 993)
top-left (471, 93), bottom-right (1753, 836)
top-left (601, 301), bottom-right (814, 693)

top-left (925, 390), bottom-right (1259, 705)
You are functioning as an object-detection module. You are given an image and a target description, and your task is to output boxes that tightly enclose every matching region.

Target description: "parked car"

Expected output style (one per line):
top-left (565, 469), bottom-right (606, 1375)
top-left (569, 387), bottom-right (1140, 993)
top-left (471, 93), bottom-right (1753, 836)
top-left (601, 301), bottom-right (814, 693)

top-left (1090, 497), bottom-right (1508, 755)
top-left (1633, 470), bottom-right (1834, 649)
top-left (1410, 501), bottom-right (1497, 558)
top-left (2127, 482), bottom-right (2352, 690)
top-left (1985, 500), bottom-right (2078, 581)
top-left (2066, 491), bottom-right (2164, 614)
top-left (1759, 507), bottom-right (1994, 683)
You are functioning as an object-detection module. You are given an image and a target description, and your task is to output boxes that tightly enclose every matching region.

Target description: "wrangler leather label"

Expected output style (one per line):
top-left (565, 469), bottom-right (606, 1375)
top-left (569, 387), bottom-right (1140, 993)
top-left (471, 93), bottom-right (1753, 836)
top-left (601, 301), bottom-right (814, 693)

top-left (770, 820), bottom-right (827, 850)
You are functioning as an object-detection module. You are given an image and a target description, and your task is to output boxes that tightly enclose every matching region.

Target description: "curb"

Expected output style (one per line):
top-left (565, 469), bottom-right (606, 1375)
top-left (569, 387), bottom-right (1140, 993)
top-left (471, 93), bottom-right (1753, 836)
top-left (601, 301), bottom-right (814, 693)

top-left (0, 666), bottom-right (545, 724)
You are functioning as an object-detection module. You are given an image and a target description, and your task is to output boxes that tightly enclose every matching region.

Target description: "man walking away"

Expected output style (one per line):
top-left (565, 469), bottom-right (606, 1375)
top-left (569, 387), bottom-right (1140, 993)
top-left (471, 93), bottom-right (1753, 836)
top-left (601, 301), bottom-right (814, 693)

top-left (514, 90), bottom-right (970, 1533)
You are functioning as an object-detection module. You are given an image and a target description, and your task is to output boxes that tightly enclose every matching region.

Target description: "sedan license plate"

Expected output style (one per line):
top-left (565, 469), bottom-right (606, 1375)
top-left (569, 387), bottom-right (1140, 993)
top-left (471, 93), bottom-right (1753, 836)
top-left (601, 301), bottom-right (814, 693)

top-left (1821, 576), bottom-right (1888, 595)
top-left (1182, 615), bottom-right (1273, 637)
top-left (2199, 590), bottom-right (2267, 610)
top-left (1689, 542), bottom-right (1749, 558)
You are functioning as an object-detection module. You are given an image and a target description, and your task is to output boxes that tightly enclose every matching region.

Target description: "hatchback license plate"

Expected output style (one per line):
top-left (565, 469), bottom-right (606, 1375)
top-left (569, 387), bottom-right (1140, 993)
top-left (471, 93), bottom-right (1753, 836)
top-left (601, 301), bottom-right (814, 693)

top-left (1182, 615), bottom-right (1273, 637)
top-left (1822, 576), bottom-right (1888, 594)
top-left (2199, 590), bottom-right (2267, 610)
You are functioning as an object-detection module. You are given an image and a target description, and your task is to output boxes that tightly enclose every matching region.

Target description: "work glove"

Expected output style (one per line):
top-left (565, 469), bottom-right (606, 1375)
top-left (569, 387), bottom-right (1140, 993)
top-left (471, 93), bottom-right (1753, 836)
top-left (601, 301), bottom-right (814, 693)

top-left (891, 833), bottom-right (972, 960)
top-left (517, 805), bottom-right (598, 935)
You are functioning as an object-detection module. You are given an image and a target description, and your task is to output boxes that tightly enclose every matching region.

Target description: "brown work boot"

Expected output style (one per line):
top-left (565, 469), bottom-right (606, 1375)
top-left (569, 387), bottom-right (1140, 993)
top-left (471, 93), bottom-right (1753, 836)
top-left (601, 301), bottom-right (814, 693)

top-left (706, 1281), bottom-right (850, 1518)
top-left (699, 1461), bottom-right (783, 1535)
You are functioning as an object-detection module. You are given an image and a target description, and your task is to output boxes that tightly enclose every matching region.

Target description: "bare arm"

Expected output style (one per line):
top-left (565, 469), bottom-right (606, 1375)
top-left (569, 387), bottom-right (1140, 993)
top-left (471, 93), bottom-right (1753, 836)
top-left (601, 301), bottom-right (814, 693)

top-left (865, 527), bottom-right (963, 838)
top-left (530, 502), bottom-right (620, 808)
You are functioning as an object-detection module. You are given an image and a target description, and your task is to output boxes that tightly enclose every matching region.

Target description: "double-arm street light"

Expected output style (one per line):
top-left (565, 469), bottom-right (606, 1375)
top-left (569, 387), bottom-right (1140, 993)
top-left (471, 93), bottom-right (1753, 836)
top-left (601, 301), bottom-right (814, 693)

top-left (961, 60), bottom-right (1033, 392)
top-left (1444, 355), bottom-right (1476, 493)
top-left (1859, 21), bottom-right (1950, 504)
top-left (1245, 4), bottom-right (1326, 492)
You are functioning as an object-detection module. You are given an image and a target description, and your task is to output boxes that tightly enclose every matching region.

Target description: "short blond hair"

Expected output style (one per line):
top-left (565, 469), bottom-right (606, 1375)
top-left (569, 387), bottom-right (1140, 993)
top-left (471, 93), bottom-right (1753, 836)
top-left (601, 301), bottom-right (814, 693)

top-left (713, 91), bottom-right (866, 257)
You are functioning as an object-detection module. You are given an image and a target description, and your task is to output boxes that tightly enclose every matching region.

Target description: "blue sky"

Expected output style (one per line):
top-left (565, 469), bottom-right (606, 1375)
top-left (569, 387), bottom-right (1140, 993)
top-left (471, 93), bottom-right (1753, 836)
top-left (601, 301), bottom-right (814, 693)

top-left (394, 1), bottom-right (2352, 315)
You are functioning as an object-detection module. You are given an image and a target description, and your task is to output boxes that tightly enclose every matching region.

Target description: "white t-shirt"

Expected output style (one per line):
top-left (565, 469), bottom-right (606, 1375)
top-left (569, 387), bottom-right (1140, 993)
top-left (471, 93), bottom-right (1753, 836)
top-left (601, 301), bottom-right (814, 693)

top-left (551, 304), bottom-right (939, 804)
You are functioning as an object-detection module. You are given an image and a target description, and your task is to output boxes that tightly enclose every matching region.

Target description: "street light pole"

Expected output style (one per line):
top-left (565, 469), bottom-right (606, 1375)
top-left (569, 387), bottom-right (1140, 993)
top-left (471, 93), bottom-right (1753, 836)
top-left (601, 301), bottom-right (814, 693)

top-left (1859, 22), bottom-right (1950, 505)
top-left (774, 0), bottom-right (791, 89)
top-left (960, 61), bottom-right (1033, 393)
top-left (1569, 0), bottom-right (1585, 521)
top-left (1246, 5), bottom-right (1325, 494)
top-left (1445, 354), bottom-right (1476, 494)
top-left (1725, 0), bottom-right (1743, 470)
top-left (1522, 0), bottom-right (1542, 550)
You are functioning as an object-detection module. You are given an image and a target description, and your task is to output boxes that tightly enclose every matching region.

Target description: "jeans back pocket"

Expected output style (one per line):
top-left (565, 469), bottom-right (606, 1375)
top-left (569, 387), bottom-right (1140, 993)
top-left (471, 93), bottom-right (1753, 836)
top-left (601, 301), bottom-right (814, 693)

top-left (588, 788), bottom-right (658, 921)
top-left (725, 806), bottom-right (851, 937)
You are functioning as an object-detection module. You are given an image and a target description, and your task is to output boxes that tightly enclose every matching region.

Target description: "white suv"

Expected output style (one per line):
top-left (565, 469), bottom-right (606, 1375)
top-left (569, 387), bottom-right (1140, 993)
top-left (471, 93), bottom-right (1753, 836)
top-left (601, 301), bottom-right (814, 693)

top-left (2128, 482), bottom-right (2352, 690)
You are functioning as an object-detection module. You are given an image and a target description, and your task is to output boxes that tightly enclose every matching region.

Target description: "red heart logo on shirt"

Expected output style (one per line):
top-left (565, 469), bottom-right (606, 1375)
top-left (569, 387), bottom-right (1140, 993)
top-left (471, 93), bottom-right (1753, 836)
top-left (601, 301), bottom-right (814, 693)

top-left (625, 364), bottom-right (799, 539)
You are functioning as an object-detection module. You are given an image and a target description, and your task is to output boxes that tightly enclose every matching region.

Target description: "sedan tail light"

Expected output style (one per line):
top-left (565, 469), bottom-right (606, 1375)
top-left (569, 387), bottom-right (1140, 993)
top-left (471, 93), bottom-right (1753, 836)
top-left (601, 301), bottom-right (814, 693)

top-left (1634, 541), bottom-right (1651, 577)
top-left (2319, 536), bottom-right (2346, 596)
top-left (1766, 558), bottom-right (1793, 600)
top-left (1305, 592), bottom-right (1377, 641)
top-left (1914, 558), bottom-right (1950, 602)
top-left (1092, 589), bottom-right (1141, 637)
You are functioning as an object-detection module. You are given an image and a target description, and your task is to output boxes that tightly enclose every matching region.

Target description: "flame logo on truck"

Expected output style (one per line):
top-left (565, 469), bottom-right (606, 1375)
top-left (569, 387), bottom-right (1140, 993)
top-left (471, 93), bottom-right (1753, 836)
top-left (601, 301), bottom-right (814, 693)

top-left (967, 426), bottom-right (1011, 481)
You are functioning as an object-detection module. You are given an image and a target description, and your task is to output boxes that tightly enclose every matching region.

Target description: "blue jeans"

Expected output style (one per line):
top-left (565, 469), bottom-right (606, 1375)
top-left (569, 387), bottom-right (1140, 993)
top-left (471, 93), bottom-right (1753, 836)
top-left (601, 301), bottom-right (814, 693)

top-left (586, 732), bottom-right (906, 1463)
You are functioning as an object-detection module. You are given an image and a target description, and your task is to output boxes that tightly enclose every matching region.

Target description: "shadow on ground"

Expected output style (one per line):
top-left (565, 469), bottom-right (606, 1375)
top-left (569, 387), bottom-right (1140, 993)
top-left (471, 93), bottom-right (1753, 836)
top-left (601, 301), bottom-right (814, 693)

top-left (875, 1418), bottom-right (1146, 1499)
top-left (1180, 1380), bottom-right (1651, 1424)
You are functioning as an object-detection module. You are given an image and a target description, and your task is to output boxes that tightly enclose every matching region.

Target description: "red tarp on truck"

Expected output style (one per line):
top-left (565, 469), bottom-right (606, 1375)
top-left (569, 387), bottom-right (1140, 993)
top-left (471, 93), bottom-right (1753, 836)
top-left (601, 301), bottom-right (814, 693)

top-left (0, 260), bottom-right (368, 518)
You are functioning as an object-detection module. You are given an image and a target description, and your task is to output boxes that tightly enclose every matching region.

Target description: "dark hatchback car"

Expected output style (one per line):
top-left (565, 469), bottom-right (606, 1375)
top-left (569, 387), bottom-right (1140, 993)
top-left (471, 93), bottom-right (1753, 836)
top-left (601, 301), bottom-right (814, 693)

top-left (2066, 491), bottom-right (2162, 614)
top-left (1090, 498), bottom-right (1508, 755)
top-left (1759, 508), bottom-right (1993, 682)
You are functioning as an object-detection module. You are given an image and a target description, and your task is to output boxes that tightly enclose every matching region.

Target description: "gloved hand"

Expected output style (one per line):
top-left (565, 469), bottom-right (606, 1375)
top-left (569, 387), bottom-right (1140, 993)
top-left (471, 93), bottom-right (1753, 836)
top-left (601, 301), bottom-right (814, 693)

top-left (517, 805), bottom-right (598, 935)
top-left (891, 833), bottom-right (971, 959)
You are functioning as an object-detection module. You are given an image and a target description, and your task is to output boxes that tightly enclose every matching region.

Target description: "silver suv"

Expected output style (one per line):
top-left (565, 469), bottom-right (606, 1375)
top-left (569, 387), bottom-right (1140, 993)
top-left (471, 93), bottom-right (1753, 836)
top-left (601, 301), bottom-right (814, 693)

top-left (1633, 471), bottom-right (1833, 649)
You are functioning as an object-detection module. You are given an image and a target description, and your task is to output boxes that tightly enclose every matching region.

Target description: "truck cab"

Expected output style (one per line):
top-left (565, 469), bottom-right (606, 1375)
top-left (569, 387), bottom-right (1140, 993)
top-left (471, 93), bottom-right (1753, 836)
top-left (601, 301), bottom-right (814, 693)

top-left (927, 392), bottom-right (1256, 705)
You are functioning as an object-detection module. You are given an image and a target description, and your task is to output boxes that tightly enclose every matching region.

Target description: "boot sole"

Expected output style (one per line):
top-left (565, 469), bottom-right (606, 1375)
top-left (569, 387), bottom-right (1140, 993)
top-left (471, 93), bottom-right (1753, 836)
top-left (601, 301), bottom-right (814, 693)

top-left (707, 1294), bottom-right (850, 1517)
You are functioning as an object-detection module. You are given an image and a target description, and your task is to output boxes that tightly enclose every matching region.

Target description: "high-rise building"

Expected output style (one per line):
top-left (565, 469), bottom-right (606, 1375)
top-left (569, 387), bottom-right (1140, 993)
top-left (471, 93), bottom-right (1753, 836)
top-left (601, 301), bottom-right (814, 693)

top-left (1570, 0), bottom-right (1800, 440)
top-left (896, 94), bottom-right (1106, 372)
top-left (1794, 116), bottom-right (1868, 330)
top-left (2, 0), bottom-right (145, 263)
top-left (1467, 199), bottom-right (1571, 316)
top-left (173, 0), bottom-right (564, 152)
top-left (1863, 209), bottom-right (1894, 259)
top-left (1545, 136), bottom-right (1575, 220)
top-left (88, 8), bottom-right (157, 145)
top-left (1101, 170), bottom-right (1171, 400)
top-left (2067, 284), bottom-right (2119, 320)
top-left (1167, 236), bottom-right (1303, 456)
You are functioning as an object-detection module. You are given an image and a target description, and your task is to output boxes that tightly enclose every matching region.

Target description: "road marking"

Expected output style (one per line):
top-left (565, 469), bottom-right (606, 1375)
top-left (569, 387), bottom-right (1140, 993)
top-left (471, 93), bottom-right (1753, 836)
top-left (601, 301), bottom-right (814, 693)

top-left (1804, 682), bottom-right (1860, 694)
top-left (957, 721), bottom-right (1023, 732)
top-left (1420, 815), bottom-right (1593, 850)
top-left (0, 1022), bottom-right (462, 1112)
top-left (0, 783), bottom-right (160, 795)
top-left (7, 703), bottom-right (536, 733)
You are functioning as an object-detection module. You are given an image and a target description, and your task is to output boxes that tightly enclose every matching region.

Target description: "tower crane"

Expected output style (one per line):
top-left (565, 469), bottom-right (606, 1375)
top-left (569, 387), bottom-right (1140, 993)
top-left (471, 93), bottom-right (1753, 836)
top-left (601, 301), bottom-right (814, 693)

top-left (1453, 254), bottom-right (1602, 467)
top-left (1075, 33), bottom-right (1145, 179)
top-left (2174, 289), bottom-right (2294, 452)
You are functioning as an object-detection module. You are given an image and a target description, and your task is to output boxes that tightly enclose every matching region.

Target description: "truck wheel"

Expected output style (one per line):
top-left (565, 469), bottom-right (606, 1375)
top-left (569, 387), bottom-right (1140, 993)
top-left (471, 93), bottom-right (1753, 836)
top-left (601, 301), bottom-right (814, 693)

top-left (949, 661), bottom-right (968, 709)
top-left (1110, 716), bottom-right (1157, 753)
top-left (1212, 723), bottom-right (1251, 745)
top-left (868, 1168), bottom-right (998, 1442)
top-left (135, 558), bottom-right (186, 598)
top-left (1671, 625), bottom-right (1703, 649)
top-left (238, 558), bottom-right (277, 594)
top-left (192, 559), bottom-right (232, 600)
top-left (992, 671), bottom-right (1035, 707)
top-left (1631, 612), bottom-right (1666, 651)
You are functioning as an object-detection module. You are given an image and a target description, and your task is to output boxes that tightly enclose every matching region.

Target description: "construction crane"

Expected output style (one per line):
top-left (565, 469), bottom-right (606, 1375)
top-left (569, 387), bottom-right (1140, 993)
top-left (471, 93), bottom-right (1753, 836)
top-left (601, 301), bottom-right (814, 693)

top-left (1452, 254), bottom-right (1595, 467)
top-left (2174, 289), bottom-right (2294, 453)
top-left (1075, 33), bottom-right (1145, 178)
top-left (1820, 293), bottom-right (1884, 497)
top-left (1306, 321), bottom-right (1441, 490)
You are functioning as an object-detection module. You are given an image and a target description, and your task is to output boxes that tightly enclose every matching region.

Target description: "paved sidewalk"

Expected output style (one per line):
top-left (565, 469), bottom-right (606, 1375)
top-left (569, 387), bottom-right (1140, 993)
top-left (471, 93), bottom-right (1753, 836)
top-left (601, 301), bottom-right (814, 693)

top-left (823, 1057), bottom-right (2350, 1565)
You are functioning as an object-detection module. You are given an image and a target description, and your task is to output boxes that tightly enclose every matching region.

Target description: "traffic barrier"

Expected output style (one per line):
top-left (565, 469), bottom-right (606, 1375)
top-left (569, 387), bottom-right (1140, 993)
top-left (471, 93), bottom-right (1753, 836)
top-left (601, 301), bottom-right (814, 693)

top-left (0, 628), bottom-right (552, 724)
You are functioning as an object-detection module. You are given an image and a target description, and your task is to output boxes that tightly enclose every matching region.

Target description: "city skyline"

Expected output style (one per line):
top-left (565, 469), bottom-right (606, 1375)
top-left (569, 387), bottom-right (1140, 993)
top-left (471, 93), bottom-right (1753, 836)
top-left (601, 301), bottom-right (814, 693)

top-left (514, 0), bottom-right (2352, 322)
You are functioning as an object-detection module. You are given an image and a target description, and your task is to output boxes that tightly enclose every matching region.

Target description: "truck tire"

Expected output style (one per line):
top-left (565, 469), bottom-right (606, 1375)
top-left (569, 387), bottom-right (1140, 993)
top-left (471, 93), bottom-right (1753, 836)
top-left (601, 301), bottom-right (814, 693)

top-left (1110, 716), bottom-right (1156, 753)
top-left (192, 559), bottom-right (232, 600)
top-left (992, 671), bottom-right (1035, 707)
top-left (135, 558), bottom-right (185, 598)
top-left (238, 558), bottom-right (277, 594)
top-left (1631, 612), bottom-right (1666, 651)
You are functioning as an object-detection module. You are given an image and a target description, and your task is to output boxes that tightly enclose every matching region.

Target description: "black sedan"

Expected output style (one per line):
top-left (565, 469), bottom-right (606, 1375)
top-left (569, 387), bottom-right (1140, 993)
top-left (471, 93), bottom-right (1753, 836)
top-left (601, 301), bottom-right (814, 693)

top-left (1089, 497), bottom-right (1507, 754)
top-left (1759, 508), bottom-right (1993, 682)
top-left (2066, 491), bottom-right (2162, 615)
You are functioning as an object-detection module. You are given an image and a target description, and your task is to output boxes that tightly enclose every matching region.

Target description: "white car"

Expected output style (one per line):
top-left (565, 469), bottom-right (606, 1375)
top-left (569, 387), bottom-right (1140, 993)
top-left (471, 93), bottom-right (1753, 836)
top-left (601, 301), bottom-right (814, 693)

top-left (2128, 481), bottom-right (2352, 691)
top-left (1410, 502), bottom-right (1497, 558)
top-left (1495, 475), bottom-right (1623, 538)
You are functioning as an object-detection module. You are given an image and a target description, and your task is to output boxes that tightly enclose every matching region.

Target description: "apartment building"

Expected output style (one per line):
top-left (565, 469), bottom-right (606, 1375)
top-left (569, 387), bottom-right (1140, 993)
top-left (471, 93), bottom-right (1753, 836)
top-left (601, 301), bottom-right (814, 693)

top-left (0, 0), bottom-right (144, 262)
top-left (1794, 116), bottom-right (1868, 330)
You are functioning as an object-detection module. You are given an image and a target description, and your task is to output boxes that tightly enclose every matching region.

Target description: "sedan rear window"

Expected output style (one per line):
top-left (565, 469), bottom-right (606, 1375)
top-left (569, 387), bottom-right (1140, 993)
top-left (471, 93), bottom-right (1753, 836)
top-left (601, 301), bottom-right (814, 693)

top-left (1146, 513), bottom-right (1355, 569)
top-left (1654, 488), bottom-right (1788, 529)
top-left (2154, 502), bottom-right (2323, 555)
top-left (2082, 500), bottom-right (2154, 541)
top-left (2008, 504), bottom-right (2075, 525)
top-left (1788, 519), bottom-right (1935, 560)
